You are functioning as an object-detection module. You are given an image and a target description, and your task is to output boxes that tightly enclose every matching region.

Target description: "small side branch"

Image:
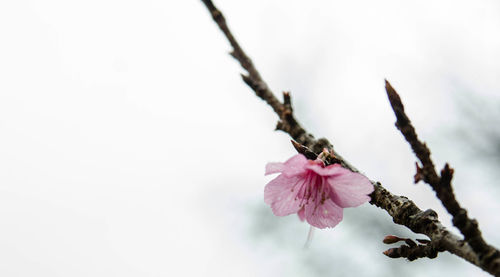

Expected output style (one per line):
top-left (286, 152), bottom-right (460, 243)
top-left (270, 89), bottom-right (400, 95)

top-left (385, 80), bottom-right (500, 275)
top-left (383, 236), bottom-right (439, 261)
top-left (384, 244), bottom-right (438, 261)
top-left (370, 183), bottom-right (479, 266)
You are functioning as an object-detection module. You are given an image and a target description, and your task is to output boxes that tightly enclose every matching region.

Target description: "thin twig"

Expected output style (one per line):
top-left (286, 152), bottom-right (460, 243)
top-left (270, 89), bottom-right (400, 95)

top-left (384, 244), bottom-right (439, 261)
top-left (382, 236), bottom-right (439, 261)
top-left (200, 0), bottom-right (499, 275)
top-left (385, 80), bottom-right (500, 275)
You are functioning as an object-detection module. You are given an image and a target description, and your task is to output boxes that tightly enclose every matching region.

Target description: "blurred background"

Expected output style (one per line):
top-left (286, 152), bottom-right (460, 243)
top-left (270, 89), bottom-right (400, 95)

top-left (0, 0), bottom-right (499, 276)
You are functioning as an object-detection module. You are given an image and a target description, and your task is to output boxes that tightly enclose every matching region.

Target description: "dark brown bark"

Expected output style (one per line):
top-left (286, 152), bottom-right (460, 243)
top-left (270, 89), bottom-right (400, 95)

top-left (385, 81), bottom-right (500, 275)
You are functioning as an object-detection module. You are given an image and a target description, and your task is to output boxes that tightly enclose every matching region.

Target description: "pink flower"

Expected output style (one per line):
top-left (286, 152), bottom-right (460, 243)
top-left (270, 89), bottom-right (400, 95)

top-left (264, 154), bottom-right (374, 229)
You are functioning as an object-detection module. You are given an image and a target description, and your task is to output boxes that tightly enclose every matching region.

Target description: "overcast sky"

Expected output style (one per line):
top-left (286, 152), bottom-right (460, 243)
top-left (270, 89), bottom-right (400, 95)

top-left (0, 0), bottom-right (499, 276)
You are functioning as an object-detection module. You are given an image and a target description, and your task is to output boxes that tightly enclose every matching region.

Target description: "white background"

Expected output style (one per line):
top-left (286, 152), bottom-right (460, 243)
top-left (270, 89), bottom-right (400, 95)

top-left (0, 0), bottom-right (499, 276)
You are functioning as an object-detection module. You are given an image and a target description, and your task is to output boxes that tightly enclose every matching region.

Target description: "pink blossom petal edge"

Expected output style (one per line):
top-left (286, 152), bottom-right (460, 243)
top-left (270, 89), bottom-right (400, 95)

top-left (264, 174), bottom-right (302, 216)
top-left (265, 154), bottom-right (308, 177)
top-left (265, 162), bottom-right (285, 175)
top-left (305, 162), bottom-right (343, 176)
top-left (328, 168), bottom-right (374, 208)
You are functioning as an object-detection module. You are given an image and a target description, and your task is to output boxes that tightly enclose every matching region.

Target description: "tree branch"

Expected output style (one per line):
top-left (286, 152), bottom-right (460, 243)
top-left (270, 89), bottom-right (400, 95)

top-left (385, 80), bottom-right (500, 275)
top-left (200, 0), bottom-right (328, 152)
top-left (382, 236), bottom-right (439, 261)
top-left (200, 0), bottom-right (499, 275)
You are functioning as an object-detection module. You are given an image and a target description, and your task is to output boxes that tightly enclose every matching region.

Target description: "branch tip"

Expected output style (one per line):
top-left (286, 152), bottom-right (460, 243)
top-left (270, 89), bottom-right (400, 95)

top-left (414, 162), bottom-right (424, 183)
top-left (384, 81), bottom-right (500, 274)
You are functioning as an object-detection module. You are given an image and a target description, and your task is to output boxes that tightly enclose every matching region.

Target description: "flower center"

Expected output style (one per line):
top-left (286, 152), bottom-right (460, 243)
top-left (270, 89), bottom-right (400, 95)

top-left (293, 170), bottom-right (330, 211)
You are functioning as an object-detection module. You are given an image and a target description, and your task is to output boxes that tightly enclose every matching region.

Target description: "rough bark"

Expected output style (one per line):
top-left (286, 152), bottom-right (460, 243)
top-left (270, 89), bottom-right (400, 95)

top-left (385, 81), bottom-right (500, 275)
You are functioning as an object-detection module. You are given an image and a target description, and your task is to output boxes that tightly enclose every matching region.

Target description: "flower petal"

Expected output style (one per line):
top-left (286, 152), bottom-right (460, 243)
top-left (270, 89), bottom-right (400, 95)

top-left (304, 199), bottom-right (343, 229)
top-left (265, 162), bottom-right (285, 175)
top-left (264, 174), bottom-right (302, 216)
top-left (328, 170), bottom-right (374, 208)
top-left (305, 162), bottom-right (344, 177)
top-left (297, 207), bottom-right (306, 221)
top-left (281, 154), bottom-right (308, 177)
